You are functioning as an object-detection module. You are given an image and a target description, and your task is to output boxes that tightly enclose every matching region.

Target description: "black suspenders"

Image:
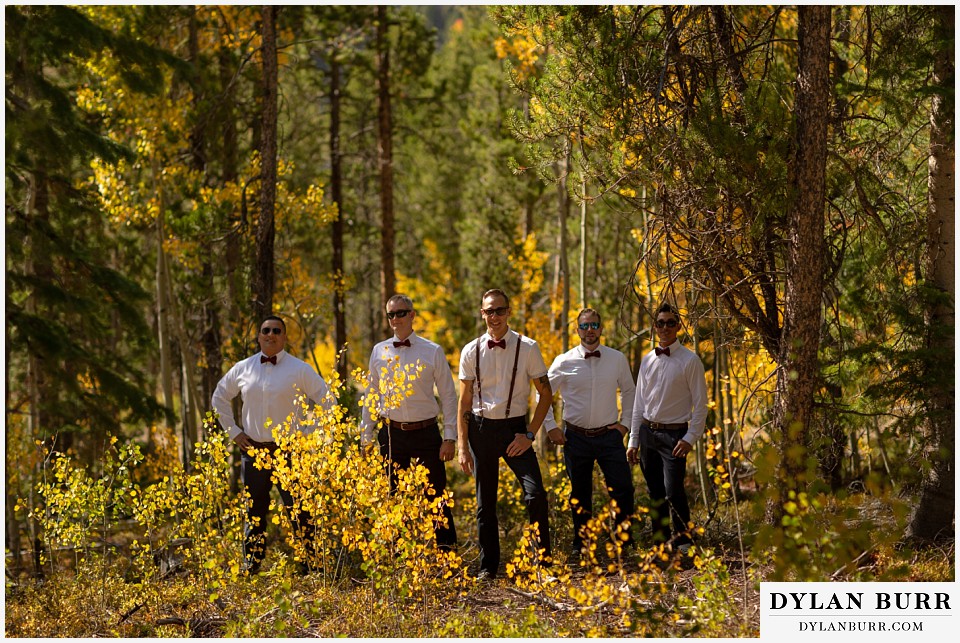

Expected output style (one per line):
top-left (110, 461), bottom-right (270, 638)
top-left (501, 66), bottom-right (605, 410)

top-left (475, 332), bottom-right (523, 420)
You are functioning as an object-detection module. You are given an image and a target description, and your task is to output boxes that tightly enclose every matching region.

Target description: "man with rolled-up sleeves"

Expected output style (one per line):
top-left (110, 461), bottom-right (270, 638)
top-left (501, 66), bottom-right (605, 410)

top-left (457, 288), bottom-right (558, 581)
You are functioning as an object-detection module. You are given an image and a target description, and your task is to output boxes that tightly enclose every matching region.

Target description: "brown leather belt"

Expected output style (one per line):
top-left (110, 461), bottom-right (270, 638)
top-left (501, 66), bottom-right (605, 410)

top-left (643, 418), bottom-right (687, 431)
top-left (565, 420), bottom-right (614, 437)
top-left (388, 417), bottom-right (438, 431)
top-left (248, 439), bottom-right (278, 449)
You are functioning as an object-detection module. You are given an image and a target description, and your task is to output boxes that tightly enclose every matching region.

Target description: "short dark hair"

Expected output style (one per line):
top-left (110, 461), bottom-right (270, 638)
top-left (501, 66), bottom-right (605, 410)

top-left (656, 303), bottom-right (680, 323)
top-left (386, 294), bottom-right (414, 311)
top-left (260, 315), bottom-right (286, 333)
top-left (577, 308), bottom-right (602, 325)
top-left (482, 288), bottom-right (510, 308)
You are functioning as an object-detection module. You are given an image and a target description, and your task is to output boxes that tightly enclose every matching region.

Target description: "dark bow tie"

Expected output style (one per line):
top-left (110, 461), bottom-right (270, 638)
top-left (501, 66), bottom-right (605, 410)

top-left (488, 338), bottom-right (507, 349)
top-left (584, 350), bottom-right (601, 359)
top-left (393, 339), bottom-right (411, 348)
top-left (261, 354), bottom-right (277, 364)
top-left (655, 346), bottom-right (670, 357)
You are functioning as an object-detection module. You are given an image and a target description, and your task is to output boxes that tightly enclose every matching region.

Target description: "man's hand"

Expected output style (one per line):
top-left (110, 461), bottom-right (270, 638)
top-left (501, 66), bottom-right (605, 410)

top-left (360, 442), bottom-right (376, 457)
top-left (610, 423), bottom-right (629, 438)
top-left (626, 446), bottom-right (640, 465)
top-left (506, 433), bottom-right (533, 458)
top-left (458, 446), bottom-right (474, 475)
top-left (233, 432), bottom-right (254, 450)
top-left (672, 439), bottom-right (693, 458)
top-left (439, 440), bottom-right (455, 462)
top-left (547, 427), bottom-right (566, 445)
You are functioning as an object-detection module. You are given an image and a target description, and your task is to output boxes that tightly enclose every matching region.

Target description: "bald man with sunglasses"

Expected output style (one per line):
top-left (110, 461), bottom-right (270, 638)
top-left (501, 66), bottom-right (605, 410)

top-left (212, 315), bottom-right (333, 575)
top-left (627, 303), bottom-right (707, 554)
top-left (360, 294), bottom-right (459, 551)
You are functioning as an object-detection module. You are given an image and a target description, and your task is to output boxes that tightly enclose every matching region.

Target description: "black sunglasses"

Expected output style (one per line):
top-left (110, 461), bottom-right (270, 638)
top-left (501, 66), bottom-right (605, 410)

top-left (481, 307), bottom-right (509, 317)
top-left (578, 322), bottom-right (600, 330)
top-left (260, 327), bottom-right (283, 335)
top-left (386, 309), bottom-right (412, 319)
top-left (655, 319), bottom-right (678, 329)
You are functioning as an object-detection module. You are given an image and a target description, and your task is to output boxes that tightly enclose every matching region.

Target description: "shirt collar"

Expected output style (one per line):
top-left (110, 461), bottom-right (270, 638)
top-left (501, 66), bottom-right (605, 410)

top-left (577, 343), bottom-right (602, 357)
top-left (483, 329), bottom-right (515, 344)
top-left (260, 350), bottom-right (286, 363)
top-left (393, 331), bottom-right (418, 343)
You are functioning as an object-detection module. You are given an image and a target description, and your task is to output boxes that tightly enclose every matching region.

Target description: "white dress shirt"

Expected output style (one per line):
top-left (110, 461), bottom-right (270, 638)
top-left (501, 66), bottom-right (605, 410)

top-left (628, 341), bottom-right (708, 449)
top-left (458, 329), bottom-right (548, 418)
top-left (211, 350), bottom-right (332, 442)
top-left (541, 344), bottom-right (635, 431)
top-left (360, 332), bottom-right (458, 443)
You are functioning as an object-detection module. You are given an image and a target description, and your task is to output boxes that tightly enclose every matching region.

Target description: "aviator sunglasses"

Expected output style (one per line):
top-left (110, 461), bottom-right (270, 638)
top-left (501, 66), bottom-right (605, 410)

top-left (578, 322), bottom-right (600, 330)
top-left (655, 319), bottom-right (679, 329)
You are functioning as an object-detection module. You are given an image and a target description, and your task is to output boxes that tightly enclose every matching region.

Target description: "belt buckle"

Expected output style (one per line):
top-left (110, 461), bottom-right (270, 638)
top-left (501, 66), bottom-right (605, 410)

top-left (586, 427), bottom-right (605, 437)
top-left (399, 421), bottom-right (414, 430)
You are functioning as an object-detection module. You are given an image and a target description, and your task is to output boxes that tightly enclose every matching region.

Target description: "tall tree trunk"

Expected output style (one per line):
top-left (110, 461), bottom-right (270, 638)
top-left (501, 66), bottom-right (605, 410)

top-left (579, 172), bottom-right (588, 309)
top-left (330, 51), bottom-right (348, 381)
top-left (5, 323), bottom-right (20, 577)
top-left (218, 36), bottom-right (242, 329)
top-left (768, 6), bottom-right (831, 522)
top-left (154, 157), bottom-right (176, 435)
top-left (558, 139), bottom-right (571, 352)
top-left (377, 6), bottom-right (396, 333)
top-left (171, 287), bottom-right (202, 458)
top-left (217, 27), bottom-right (243, 490)
top-left (188, 7), bottom-right (223, 416)
top-left (23, 171), bottom-right (53, 577)
top-left (254, 5), bottom-right (279, 321)
top-left (908, 5), bottom-right (955, 542)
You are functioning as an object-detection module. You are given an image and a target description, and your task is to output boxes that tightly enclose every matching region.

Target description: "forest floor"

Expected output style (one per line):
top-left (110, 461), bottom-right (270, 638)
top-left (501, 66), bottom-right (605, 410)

top-left (5, 489), bottom-right (953, 638)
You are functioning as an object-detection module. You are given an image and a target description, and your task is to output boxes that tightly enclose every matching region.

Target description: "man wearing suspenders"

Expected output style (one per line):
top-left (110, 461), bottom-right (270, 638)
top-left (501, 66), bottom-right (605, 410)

top-left (457, 289), bottom-right (561, 581)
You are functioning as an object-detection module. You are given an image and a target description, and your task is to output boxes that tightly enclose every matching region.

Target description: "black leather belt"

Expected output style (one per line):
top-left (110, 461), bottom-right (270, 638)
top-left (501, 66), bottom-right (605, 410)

top-left (248, 439), bottom-right (278, 449)
top-left (564, 420), bottom-right (614, 437)
top-left (388, 417), bottom-right (438, 431)
top-left (643, 418), bottom-right (687, 431)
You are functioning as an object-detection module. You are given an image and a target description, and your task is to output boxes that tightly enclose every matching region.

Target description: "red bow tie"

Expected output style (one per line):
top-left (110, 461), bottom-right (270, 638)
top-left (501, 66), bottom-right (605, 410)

top-left (488, 338), bottom-right (506, 349)
top-left (584, 350), bottom-right (601, 359)
top-left (655, 346), bottom-right (670, 357)
top-left (393, 339), bottom-right (411, 348)
top-left (261, 354), bottom-right (277, 364)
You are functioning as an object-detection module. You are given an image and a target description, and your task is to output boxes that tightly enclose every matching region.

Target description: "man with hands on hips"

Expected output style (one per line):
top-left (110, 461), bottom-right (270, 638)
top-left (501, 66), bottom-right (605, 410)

top-left (360, 294), bottom-right (459, 551)
top-left (212, 315), bottom-right (333, 574)
top-left (627, 303), bottom-right (708, 553)
top-left (457, 288), bottom-right (563, 580)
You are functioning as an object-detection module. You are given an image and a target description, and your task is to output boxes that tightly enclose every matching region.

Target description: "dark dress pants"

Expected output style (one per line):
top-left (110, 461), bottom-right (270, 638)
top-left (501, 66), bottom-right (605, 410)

top-left (564, 428), bottom-right (635, 550)
top-left (637, 425), bottom-right (692, 545)
top-left (241, 444), bottom-right (315, 569)
top-left (378, 423), bottom-right (458, 550)
top-left (468, 415), bottom-right (551, 575)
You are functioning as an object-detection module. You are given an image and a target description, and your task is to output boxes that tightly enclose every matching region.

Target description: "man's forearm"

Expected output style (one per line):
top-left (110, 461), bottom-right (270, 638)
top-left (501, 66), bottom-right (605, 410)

top-left (528, 376), bottom-right (552, 433)
top-left (457, 381), bottom-right (473, 445)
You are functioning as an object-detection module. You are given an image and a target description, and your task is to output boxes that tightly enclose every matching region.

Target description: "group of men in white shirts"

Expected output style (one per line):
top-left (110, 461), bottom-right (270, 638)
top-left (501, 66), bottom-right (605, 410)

top-left (213, 288), bottom-right (707, 579)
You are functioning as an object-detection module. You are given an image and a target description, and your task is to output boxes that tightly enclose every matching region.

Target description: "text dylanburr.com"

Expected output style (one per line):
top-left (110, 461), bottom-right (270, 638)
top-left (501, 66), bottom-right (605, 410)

top-left (761, 582), bottom-right (955, 639)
